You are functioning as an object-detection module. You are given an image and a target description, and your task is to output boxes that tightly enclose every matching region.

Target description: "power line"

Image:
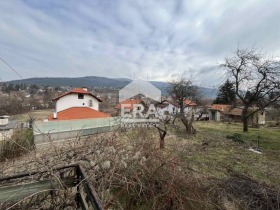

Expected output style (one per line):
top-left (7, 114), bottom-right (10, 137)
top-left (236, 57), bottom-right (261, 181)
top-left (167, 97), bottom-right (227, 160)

top-left (0, 57), bottom-right (23, 79)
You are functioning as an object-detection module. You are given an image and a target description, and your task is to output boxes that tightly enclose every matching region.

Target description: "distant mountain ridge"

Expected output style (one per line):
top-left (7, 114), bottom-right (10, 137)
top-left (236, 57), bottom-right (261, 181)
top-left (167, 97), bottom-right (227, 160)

top-left (8, 76), bottom-right (128, 88)
top-left (7, 76), bottom-right (217, 98)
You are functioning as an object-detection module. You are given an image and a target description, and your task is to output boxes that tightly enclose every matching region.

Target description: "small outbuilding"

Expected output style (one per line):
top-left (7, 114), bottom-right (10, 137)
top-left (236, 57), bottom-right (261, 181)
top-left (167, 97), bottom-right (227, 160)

top-left (0, 116), bottom-right (17, 140)
top-left (208, 104), bottom-right (266, 125)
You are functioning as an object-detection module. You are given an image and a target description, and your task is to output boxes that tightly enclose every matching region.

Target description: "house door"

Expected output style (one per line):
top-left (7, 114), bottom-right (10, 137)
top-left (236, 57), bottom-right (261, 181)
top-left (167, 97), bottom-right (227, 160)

top-left (212, 112), bottom-right (216, 121)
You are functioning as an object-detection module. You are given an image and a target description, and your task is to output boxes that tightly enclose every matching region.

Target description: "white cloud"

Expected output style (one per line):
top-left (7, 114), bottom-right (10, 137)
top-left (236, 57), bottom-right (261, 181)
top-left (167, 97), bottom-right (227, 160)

top-left (0, 0), bottom-right (280, 87)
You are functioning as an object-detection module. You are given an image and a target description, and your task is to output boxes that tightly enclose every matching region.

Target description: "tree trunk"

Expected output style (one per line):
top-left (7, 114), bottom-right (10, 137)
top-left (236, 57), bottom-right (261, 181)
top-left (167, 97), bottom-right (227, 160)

top-left (242, 106), bottom-right (249, 132)
top-left (188, 113), bottom-right (196, 134)
top-left (181, 112), bottom-right (196, 134)
top-left (172, 115), bottom-right (177, 125)
top-left (155, 126), bottom-right (167, 149)
top-left (160, 137), bottom-right (165, 149)
top-left (179, 104), bottom-right (196, 134)
top-left (159, 130), bottom-right (166, 149)
top-left (242, 117), bottom-right (248, 132)
top-left (180, 116), bottom-right (189, 134)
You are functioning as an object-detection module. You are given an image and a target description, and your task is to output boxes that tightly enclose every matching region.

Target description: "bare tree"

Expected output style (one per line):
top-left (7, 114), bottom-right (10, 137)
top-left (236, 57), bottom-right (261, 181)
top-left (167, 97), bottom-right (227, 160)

top-left (221, 47), bottom-right (280, 132)
top-left (168, 76), bottom-right (198, 134)
top-left (0, 92), bottom-right (26, 115)
top-left (154, 115), bottom-right (171, 149)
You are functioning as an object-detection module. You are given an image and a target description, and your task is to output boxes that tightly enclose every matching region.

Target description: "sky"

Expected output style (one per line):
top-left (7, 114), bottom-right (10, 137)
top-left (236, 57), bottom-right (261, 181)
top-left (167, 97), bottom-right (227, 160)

top-left (0, 0), bottom-right (280, 88)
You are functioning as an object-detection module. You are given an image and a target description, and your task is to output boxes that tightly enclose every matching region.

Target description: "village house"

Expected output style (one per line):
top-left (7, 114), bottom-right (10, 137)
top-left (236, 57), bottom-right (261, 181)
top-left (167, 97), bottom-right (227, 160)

top-left (184, 99), bottom-right (197, 116)
top-left (33, 88), bottom-right (114, 143)
top-left (115, 96), bottom-right (198, 119)
top-left (156, 100), bottom-right (179, 116)
top-left (208, 104), bottom-right (266, 125)
top-left (48, 87), bottom-right (110, 121)
top-left (115, 98), bottom-right (148, 118)
top-left (156, 99), bottom-right (197, 117)
top-left (115, 99), bottom-right (142, 111)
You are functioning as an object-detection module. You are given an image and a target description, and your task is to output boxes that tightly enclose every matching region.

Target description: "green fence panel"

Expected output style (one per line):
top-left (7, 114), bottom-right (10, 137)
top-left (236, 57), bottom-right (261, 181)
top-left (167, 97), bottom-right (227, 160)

top-left (33, 117), bottom-right (120, 135)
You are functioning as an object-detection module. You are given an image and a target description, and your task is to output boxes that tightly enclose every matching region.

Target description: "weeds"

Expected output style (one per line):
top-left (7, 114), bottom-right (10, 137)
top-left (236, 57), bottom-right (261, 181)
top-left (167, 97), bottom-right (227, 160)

top-left (0, 129), bottom-right (34, 161)
top-left (1, 122), bottom-right (280, 209)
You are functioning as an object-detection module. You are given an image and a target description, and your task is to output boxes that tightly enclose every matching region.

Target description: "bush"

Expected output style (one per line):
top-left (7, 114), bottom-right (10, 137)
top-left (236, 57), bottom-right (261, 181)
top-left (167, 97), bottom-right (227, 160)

top-left (266, 121), bottom-right (280, 128)
top-left (0, 129), bottom-right (34, 161)
top-left (226, 133), bottom-right (244, 144)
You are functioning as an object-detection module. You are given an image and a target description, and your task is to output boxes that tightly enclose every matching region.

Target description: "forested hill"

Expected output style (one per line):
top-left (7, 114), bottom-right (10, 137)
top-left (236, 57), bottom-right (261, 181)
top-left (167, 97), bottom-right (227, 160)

top-left (7, 76), bottom-right (217, 98)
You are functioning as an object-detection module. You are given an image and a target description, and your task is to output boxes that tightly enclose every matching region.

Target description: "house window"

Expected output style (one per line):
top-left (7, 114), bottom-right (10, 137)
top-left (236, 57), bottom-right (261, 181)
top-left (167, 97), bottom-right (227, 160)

top-left (89, 100), bottom-right (93, 107)
top-left (78, 94), bottom-right (84, 99)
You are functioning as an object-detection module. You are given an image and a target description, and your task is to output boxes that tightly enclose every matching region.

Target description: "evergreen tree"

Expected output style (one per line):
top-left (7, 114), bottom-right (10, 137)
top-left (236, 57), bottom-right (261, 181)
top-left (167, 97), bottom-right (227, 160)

top-left (214, 80), bottom-right (236, 104)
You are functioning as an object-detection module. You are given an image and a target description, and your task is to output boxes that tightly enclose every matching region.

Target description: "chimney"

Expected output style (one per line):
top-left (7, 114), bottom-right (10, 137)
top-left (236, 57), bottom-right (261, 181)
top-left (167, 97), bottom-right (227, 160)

top-left (82, 87), bottom-right (88, 91)
top-left (53, 112), bottom-right (57, 119)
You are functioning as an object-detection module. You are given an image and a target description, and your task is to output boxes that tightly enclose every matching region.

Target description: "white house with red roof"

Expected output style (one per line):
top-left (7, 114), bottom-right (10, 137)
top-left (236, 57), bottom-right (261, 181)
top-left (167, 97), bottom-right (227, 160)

top-left (183, 99), bottom-right (197, 114)
top-left (156, 100), bottom-right (179, 115)
top-left (48, 88), bottom-right (110, 121)
top-left (155, 99), bottom-right (197, 116)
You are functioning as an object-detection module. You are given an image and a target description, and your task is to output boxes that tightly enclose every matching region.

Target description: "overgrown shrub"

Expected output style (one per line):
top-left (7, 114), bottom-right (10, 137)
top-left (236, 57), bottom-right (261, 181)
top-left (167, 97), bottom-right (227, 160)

top-left (0, 129), bottom-right (34, 161)
top-left (75, 128), bottom-right (219, 209)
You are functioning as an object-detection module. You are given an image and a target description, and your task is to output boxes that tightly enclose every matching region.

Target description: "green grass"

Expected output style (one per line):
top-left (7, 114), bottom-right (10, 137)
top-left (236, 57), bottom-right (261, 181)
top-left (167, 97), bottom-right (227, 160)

top-left (171, 121), bottom-right (280, 186)
top-left (195, 122), bottom-right (280, 151)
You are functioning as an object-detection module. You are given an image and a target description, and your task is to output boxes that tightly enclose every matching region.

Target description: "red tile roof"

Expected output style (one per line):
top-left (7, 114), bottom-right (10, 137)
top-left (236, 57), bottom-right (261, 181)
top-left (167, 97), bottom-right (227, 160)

top-left (210, 104), bottom-right (243, 116)
top-left (227, 108), bottom-right (243, 116)
top-left (53, 88), bottom-right (102, 102)
top-left (158, 100), bottom-right (180, 108)
top-left (115, 99), bottom-right (141, 110)
top-left (210, 104), bottom-right (232, 112)
top-left (184, 99), bottom-right (197, 106)
top-left (48, 107), bottom-right (111, 121)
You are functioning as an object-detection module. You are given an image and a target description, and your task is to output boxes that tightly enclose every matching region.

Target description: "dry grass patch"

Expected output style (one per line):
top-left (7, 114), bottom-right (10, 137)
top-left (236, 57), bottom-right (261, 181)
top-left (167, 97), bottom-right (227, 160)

top-left (1, 122), bottom-right (280, 209)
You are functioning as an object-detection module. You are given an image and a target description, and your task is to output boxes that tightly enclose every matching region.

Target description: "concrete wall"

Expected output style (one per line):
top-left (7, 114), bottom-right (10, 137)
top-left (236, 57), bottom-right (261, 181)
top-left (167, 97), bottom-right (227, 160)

top-left (56, 94), bottom-right (99, 112)
top-left (33, 117), bottom-right (119, 144)
top-left (34, 125), bottom-right (118, 143)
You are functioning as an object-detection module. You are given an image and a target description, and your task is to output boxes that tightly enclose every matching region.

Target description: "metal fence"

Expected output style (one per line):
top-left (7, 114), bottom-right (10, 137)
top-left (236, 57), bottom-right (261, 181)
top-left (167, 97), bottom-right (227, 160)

top-left (33, 117), bottom-right (120, 143)
top-left (0, 163), bottom-right (103, 210)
